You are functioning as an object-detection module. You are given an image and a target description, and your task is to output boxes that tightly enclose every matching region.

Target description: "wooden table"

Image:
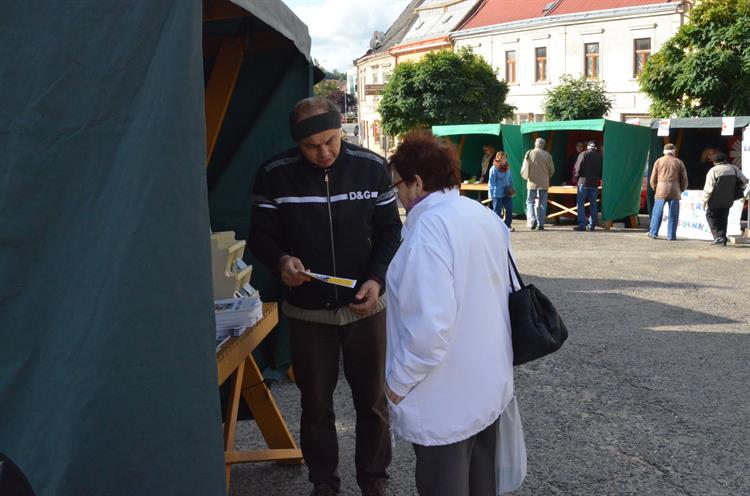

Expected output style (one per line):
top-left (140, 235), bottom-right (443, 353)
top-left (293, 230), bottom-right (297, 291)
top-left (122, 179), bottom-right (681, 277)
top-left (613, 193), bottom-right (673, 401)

top-left (459, 182), bottom-right (489, 193)
top-left (216, 302), bottom-right (303, 491)
top-left (546, 186), bottom-right (599, 223)
top-left (459, 182), bottom-right (491, 205)
top-left (460, 183), bottom-right (637, 229)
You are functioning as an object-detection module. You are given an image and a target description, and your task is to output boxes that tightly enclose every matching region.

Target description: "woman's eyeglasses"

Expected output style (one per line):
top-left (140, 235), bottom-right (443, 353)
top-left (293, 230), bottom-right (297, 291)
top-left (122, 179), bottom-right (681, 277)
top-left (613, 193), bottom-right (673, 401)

top-left (389, 179), bottom-right (405, 190)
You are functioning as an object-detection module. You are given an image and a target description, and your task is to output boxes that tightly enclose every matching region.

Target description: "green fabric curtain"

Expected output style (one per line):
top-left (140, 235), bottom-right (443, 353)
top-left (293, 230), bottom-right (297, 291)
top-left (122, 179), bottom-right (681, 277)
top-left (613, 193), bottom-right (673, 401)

top-left (601, 120), bottom-right (650, 220)
top-left (433, 123), bottom-right (502, 136)
top-left (499, 124), bottom-right (528, 214)
top-left (0, 2), bottom-right (226, 495)
top-left (522, 119), bottom-right (606, 133)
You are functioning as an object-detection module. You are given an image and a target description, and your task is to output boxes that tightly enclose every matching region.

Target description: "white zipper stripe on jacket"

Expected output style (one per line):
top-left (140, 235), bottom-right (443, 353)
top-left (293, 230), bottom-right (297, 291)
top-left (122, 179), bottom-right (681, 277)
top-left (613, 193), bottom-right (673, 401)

top-left (375, 196), bottom-right (397, 206)
top-left (275, 194), bottom-right (349, 204)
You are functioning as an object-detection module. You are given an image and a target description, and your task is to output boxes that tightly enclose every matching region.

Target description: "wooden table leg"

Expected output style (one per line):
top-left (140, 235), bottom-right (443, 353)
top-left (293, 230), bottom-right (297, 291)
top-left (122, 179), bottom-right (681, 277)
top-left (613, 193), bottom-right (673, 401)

top-left (546, 199), bottom-right (577, 220)
top-left (223, 360), bottom-right (245, 492)
top-left (237, 355), bottom-right (303, 465)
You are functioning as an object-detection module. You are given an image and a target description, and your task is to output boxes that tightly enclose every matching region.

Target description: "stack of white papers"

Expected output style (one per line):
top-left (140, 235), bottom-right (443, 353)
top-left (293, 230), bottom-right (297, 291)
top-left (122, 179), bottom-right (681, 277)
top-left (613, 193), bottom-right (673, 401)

top-left (215, 282), bottom-right (263, 350)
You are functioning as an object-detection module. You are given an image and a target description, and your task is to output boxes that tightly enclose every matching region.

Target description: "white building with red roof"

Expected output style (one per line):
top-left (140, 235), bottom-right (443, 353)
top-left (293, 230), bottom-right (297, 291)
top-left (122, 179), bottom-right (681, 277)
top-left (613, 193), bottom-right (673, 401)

top-left (452, 0), bottom-right (691, 122)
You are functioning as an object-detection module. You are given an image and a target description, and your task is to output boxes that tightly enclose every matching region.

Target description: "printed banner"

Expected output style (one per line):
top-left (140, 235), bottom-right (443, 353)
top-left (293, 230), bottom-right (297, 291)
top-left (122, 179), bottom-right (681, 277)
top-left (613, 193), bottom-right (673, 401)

top-left (658, 190), bottom-right (743, 240)
top-left (721, 117), bottom-right (735, 136)
top-left (657, 119), bottom-right (671, 137)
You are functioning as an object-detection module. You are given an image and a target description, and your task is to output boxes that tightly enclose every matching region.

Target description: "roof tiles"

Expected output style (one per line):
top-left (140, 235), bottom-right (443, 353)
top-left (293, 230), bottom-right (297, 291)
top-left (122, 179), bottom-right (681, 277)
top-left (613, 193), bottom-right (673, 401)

top-left (460, 0), bottom-right (680, 30)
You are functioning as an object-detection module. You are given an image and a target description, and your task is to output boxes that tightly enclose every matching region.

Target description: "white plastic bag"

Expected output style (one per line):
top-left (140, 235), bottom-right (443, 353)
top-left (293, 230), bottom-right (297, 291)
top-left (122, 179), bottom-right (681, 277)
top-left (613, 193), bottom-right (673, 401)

top-left (496, 396), bottom-right (527, 494)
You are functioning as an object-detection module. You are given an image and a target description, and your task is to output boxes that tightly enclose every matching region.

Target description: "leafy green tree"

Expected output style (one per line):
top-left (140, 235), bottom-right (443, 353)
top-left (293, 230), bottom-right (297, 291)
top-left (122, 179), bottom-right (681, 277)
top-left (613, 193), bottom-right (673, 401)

top-left (379, 48), bottom-right (514, 136)
top-left (638, 0), bottom-right (750, 117)
top-left (313, 79), bottom-right (357, 115)
top-left (314, 79), bottom-right (342, 99)
top-left (543, 75), bottom-right (613, 121)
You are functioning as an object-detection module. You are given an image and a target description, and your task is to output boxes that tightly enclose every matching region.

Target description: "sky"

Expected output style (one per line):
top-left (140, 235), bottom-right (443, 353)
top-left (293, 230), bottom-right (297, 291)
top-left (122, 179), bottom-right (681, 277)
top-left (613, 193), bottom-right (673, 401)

top-left (285, 0), bottom-right (411, 73)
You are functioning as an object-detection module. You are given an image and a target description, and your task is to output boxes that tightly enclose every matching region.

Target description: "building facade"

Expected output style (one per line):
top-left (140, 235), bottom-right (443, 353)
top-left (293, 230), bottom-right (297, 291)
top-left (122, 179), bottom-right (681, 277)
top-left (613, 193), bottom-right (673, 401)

top-left (355, 0), bottom-right (424, 156)
top-left (355, 0), bottom-right (481, 155)
top-left (453, 0), bottom-right (691, 122)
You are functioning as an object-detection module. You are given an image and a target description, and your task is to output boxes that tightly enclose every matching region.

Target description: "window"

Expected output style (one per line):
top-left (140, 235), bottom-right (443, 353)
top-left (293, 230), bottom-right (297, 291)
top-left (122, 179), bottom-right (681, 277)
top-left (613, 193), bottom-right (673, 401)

top-left (535, 47), bottom-right (547, 82)
top-left (633, 38), bottom-right (651, 77)
top-left (505, 50), bottom-right (517, 84)
top-left (383, 71), bottom-right (392, 83)
top-left (372, 69), bottom-right (379, 84)
top-left (584, 42), bottom-right (600, 80)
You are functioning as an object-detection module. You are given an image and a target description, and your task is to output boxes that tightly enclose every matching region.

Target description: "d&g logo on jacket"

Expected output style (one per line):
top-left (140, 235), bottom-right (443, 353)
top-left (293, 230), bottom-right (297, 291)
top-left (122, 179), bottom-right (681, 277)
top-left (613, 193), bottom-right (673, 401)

top-left (349, 191), bottom-right (378, 200)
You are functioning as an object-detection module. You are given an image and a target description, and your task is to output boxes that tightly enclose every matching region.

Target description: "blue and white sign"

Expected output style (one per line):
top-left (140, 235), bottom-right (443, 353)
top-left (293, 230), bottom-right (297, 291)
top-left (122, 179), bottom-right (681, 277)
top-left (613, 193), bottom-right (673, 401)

top-left (658, 190), bottom-right (743, 241)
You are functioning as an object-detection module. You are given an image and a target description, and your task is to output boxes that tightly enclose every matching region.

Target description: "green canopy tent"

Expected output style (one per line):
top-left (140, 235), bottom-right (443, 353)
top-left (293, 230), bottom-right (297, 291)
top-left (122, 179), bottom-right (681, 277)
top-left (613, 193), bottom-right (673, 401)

top-left (0, 1), bottom-right (315, 494)
top-left (520, 119), bottom-right (651, 222)
top-left (0, 2), bottom-right (227, 495)
top-left (432, 123), bottom-right (526, 214)
top-left (646, 117), bottom-right (750, 213)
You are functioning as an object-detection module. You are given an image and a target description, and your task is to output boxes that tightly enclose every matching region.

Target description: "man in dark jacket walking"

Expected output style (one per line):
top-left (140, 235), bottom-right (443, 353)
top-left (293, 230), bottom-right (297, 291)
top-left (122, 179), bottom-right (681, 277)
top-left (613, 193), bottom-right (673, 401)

top-left (702, 153), bottom-right (748, 246)
top-left (249, 97), bottom-right (402, 496)
top-left (573, 141), bottom-right (603, 231)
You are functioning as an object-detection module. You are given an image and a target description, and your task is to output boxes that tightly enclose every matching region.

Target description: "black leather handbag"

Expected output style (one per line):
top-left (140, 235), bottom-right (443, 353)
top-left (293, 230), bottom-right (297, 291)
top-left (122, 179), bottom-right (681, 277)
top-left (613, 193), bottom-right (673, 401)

top-left (508, 252), bottom-right (568, 366)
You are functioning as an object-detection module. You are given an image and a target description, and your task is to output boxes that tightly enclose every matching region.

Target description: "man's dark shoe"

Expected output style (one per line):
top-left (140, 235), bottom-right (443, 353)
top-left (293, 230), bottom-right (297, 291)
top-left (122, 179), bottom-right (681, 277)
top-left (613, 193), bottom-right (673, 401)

top-left (310, 485), bottom-right (339, 496)
top-left (711, 238), bottom-right (727, 246)
top-left (361, 480), bottom-right (388, 496)
top-left (537, 226), bottom-right (545, 231)
top-left (572, 226), bottom-right (586, 231)
top-left (529, 223), bottom-right (538, 230)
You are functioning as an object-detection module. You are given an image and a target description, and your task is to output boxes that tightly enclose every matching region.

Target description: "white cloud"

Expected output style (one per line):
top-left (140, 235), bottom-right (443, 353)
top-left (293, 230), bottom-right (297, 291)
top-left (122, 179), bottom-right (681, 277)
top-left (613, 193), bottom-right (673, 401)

top-left (286, 0), bottom-right (410, 72)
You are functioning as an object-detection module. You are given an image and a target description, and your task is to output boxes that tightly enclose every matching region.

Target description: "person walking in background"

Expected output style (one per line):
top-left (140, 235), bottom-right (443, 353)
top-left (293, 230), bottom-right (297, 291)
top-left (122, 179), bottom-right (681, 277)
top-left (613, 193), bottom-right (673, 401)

top-left (489, 151), bottom-right (515, 231)
top-left (702, 153), bottom-right (748, 246)
top-left (647, 144), bottom-right (688, 240)
top-left (573, 141), bottom-right (603, 232)
top-left (249, 97), bottom-right (401, 496)
top-left (385, 130), bottom-right (516, 496)
top-left (479, 143), bottom-right (497, 183)
top-left (521, 138), bottom-right (555, 230)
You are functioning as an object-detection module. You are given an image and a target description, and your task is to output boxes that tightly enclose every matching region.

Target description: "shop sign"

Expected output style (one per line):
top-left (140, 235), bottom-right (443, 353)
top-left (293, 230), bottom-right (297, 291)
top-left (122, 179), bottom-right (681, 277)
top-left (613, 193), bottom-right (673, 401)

top-left (657, 190), bottom-right (743, 240)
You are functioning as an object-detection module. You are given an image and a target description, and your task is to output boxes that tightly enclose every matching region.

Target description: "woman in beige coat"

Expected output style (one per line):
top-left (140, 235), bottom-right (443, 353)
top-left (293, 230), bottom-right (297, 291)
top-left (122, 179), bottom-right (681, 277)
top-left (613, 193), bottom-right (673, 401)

top-left (647, 144), bottom-right (688, 240)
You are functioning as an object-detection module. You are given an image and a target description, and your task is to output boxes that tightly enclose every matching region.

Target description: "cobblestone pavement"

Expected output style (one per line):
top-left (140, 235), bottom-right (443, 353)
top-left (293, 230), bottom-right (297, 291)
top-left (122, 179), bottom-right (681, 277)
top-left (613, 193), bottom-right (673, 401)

top-left (230, 221), bottom-right (750, 496)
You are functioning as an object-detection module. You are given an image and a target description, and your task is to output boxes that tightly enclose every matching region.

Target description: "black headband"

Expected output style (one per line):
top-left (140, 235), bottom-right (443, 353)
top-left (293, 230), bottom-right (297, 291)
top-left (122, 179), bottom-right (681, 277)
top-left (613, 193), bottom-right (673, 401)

top-left (290, 110), bottom-right (342, 142)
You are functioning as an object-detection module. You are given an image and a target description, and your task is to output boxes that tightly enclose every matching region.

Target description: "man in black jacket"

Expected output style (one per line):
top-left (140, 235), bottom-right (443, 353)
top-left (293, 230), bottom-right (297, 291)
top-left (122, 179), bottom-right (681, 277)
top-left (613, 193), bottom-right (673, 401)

top-left (249, 97), bottom-right (401, 496)
top-left (573, 141), bottom-right (603, 231)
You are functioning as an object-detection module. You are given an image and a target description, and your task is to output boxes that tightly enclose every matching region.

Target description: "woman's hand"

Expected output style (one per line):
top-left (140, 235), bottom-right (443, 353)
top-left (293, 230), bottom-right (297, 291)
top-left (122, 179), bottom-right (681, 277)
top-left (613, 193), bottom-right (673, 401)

top-left (385, 383), bottom-right (403, 405)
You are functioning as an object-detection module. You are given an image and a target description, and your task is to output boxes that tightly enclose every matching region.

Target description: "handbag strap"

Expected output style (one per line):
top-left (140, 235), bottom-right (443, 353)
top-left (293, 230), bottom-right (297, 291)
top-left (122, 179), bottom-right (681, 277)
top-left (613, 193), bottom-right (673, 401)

top-left (507, 250), bottom-right (525, 291)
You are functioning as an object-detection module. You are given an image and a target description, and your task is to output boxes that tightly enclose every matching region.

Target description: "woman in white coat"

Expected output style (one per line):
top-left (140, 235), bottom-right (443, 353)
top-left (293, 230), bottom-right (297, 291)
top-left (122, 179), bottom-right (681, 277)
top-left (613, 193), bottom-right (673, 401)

top-left (385, 130), bottom-right (515, 495)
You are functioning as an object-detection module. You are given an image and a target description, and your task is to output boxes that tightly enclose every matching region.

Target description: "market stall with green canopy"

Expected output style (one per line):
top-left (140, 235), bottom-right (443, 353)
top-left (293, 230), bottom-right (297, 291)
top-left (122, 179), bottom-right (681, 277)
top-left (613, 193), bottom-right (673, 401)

top-left (432, 123), bottom-right (526, 214)
top-left (646, 117), bottom-right (750, 213)
top-left (204, 0), bottom-right (321, 386)
top-left (520, 119), bottom-right (651, 222)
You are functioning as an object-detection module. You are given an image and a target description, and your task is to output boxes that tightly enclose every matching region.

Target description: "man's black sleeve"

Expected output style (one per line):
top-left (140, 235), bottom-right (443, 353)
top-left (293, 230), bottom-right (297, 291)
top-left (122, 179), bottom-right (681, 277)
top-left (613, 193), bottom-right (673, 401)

top-left (368, 160), bottom-right (402, 285)
top-left (573, 152), bottom-right (584, 180)
top-left (247, 165), bottom-right (287, 274)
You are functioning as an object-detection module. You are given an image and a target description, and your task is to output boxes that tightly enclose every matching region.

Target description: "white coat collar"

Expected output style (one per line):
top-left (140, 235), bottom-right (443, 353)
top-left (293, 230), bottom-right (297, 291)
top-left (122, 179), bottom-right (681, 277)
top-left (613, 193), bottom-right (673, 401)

top-left (403, 188), bottom-right (459, 237)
